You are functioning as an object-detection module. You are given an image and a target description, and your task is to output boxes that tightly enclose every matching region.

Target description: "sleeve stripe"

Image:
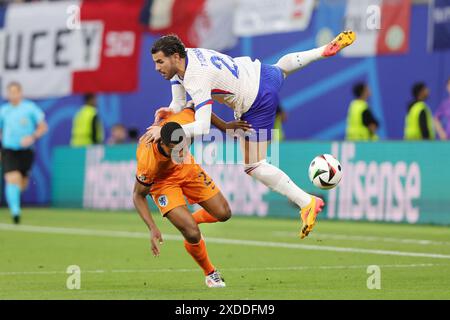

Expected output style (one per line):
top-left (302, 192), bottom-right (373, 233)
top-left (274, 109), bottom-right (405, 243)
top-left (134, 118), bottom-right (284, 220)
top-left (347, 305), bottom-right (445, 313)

top-left (195, 99), bottom-right (213, 109)
top-left (170, 80), bottom-right (181, 85)
top-left (211, 88), bottom-right (233, 95)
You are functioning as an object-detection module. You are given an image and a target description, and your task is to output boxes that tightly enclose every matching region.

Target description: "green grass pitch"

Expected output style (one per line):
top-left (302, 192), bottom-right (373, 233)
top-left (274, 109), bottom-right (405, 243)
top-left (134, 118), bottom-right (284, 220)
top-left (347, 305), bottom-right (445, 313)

top-left (0, 208), bottom-right (449, 300)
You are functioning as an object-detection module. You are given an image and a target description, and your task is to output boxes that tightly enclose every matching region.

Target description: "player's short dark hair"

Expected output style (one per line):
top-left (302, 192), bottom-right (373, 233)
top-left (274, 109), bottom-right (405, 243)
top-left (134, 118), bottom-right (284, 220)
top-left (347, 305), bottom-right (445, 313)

top-left (151, 34), bottom-right (186, 58)
top-left (7, 82), bottom-right (22, 90)
top-left (412, 82), bottom-right (426, 99)
top-left (160, 122), bottom-right (186, 146)
top-left (352, 82), bottom-right (367, 98)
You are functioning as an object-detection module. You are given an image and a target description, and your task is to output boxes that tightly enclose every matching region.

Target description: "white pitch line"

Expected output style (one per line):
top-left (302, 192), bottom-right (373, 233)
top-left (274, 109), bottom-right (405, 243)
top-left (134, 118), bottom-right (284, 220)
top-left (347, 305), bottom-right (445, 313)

top-left (0, 263), bottom-right (441, 276)
top-left (1, 223), bottom-right (450, 259)
top-left (272, 231), bottom-right (450, 246)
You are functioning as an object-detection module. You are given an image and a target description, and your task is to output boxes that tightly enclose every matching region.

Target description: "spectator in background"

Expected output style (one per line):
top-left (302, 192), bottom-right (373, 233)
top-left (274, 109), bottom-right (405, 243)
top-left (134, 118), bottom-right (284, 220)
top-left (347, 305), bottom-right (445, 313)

top-left (273, 105), bottom-right (287, 142)
top-left (345, 82), bottom-right (379, 141)
top-left (107, 124), bottom-right (128, 145)
top-left (0, 82), bottom-right (48, 224)
top-left (70, 93), bottom-right (104, 146)
top-left (404, 82), bottom-right (435, 140)
top-left (434, 77), bottom-right (450, 140)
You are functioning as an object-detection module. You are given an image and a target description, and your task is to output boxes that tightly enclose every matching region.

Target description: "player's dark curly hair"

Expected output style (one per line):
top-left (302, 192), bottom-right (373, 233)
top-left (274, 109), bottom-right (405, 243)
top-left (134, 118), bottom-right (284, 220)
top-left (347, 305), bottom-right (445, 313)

top-left (151, 34), bottom-right (186, 58)
top-left (160, 122), bottom-right (186, 146)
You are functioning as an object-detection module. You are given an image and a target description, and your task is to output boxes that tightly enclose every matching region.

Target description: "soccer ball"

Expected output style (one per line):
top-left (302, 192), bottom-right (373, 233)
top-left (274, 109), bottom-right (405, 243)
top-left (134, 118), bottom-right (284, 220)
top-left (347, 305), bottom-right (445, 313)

top-left (308, 154), bottom-right (343, 190)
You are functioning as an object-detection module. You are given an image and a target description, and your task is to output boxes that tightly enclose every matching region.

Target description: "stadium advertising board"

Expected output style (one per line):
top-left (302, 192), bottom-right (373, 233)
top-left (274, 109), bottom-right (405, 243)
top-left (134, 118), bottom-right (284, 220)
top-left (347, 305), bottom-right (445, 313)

top-left (52, 142), bottom-right (450, 225)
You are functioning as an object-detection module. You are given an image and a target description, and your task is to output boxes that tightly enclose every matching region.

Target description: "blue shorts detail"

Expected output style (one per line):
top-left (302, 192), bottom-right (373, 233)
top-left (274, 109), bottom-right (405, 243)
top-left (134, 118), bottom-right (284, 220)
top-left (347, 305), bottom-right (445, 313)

top-left (242, 63), bottom-right (284, 141)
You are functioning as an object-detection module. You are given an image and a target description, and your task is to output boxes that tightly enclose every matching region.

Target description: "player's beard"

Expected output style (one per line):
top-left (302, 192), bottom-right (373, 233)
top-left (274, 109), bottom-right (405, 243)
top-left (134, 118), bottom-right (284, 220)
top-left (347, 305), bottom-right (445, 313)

top-left (167, 67), bottom-right (177, 80)
top-left (160, 64), bottom-right (177, 80)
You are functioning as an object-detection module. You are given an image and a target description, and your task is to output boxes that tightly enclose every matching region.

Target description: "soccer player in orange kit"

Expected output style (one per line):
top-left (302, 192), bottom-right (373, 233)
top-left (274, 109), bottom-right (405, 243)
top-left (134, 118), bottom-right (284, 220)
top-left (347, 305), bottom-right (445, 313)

top-left (133, 105), bottom-right (251, 288)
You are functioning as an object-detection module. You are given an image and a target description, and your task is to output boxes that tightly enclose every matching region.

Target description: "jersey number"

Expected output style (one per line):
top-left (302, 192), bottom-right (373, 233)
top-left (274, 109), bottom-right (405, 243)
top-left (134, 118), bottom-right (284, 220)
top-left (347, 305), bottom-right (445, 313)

top-left (210, 55), bottom-right (239, 79)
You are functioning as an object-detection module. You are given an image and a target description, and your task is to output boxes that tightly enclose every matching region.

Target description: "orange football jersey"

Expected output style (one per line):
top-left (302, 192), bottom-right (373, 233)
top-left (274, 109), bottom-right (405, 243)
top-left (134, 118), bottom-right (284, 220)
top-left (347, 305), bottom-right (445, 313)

top-left (135, 108), bottom-right (195, 186)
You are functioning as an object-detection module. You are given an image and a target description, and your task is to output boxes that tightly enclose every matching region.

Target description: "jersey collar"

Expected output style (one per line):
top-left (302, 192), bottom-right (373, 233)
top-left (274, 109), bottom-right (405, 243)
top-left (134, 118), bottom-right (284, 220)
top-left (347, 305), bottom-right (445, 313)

top-left (157, 141), bottom-right (170, 158)
top-left (179, 50), bottom-right (189, 80)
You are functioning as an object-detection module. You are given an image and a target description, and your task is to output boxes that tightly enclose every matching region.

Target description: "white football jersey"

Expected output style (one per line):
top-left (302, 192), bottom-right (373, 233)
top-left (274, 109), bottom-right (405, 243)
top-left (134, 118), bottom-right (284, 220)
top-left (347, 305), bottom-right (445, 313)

top-left (169, 48), bottom-right (261, 118)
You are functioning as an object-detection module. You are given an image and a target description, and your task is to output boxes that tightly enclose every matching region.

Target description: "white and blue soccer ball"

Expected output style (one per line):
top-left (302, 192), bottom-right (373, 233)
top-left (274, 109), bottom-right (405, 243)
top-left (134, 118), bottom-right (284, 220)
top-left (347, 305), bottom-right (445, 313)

top-left (308, 154), bottom-right (343, 190)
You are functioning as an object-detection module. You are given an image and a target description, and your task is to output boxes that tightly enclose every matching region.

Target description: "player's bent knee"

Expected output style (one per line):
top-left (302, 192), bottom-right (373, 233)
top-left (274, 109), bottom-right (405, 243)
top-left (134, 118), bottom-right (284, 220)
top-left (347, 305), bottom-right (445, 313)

top-left (217, 205), bottom-right (231, 222)
top-left (5, 171), bottom-right (23, 185)
top-left (182, 225), bottom-right (202, 243)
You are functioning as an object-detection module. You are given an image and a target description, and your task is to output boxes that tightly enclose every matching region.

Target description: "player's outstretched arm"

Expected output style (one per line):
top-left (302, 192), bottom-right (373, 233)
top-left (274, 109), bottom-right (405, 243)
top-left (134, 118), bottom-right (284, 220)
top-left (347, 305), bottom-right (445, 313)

top-left (211, 112), bottom-right (253, 134)
top-left (133, 180), bottom-right (163, 256)
top-left (181, 104), bottom-right (212, 138)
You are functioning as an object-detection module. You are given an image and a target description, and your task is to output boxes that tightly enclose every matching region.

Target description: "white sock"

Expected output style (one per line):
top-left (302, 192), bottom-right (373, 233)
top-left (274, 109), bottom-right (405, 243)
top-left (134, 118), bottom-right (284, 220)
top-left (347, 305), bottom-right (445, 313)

top-left (275, 46), bottom-right (326, 77)
top-left (245, 159), bottom-right (312, 208)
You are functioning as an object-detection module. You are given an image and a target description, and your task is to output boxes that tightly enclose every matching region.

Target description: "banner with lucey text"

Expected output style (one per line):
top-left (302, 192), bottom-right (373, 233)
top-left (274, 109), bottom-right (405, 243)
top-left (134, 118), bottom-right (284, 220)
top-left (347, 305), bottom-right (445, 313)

top-left (0, 0), bottom-right (142, 99)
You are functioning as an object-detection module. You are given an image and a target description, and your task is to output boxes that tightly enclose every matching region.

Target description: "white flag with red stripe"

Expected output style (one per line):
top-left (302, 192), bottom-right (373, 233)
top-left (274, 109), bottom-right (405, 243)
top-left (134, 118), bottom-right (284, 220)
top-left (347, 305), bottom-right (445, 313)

top-left (233, 0), bottom-right (315, 36)
top-left (141, 0), bottom-right (237, 51)
top-left (316, 0), bottom-right (411, 57)
top-left (342, 0), bottom-right (411, 57)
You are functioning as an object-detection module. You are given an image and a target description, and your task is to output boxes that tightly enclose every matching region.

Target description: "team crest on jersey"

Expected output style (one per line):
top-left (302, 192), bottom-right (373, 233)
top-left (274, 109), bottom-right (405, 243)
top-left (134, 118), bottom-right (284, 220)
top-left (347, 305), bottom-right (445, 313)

top-left (158, 195), bottom-right (168, 207)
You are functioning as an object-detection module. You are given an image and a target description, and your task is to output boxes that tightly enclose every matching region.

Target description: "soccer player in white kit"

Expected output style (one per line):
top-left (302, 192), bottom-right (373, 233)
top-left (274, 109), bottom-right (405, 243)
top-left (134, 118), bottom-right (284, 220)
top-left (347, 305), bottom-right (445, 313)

top-left (145, 31), bottom-right (356, 239)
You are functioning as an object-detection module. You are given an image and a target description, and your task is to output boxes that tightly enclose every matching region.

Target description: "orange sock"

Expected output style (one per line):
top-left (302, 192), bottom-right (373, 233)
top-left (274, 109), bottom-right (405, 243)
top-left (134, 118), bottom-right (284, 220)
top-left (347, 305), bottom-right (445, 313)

top-left (192, 208), bottom-right (218, 224)
top-left (184, 238), bottom-right (215, 275)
